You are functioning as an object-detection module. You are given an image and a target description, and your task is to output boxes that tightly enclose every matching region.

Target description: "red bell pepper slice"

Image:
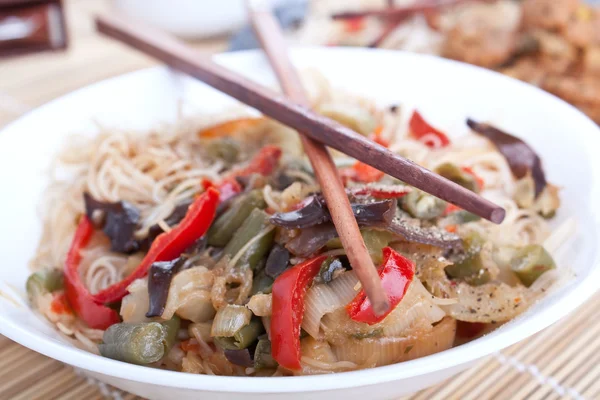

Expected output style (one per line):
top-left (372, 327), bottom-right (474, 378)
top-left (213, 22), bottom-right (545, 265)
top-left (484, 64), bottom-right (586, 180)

top-left (218, 145), bottom-right (282, 203)
top-left (340, 161), bottom-right (385, 184)
top-left (409, 110), bottom-right (450, 148)
top-left (346, 247), bottom-right (415, 325)
top-left (271, 255), bottom-right (328, 370)
top-left (349, 185), bottom-right (411, 199)
top-left (63, 217), bottom-right (120, 330)
top-left (92, 187), bottom-right (220, 304)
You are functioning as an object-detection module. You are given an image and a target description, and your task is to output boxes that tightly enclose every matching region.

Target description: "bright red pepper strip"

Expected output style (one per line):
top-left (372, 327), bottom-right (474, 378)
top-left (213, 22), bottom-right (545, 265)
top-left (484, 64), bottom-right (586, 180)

top-left (63, 217), bottom-right (120, 330)
top-left (409, 110), bottom-right (450, 148)
top-left (346, 247), bottom-right (415, 325)
top-left (92, 187), bottom-right (220, 304)
top-left (349, 185), bottom-right (411, 199)
top-left (218, 145), bottom-right (282, 203)
top-left (271, 255), bottom-right (328, 371)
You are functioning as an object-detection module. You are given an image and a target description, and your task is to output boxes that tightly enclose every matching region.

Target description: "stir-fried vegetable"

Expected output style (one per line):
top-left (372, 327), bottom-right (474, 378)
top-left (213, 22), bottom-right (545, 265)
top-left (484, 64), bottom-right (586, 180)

top-left (224, 348), bottom-right (254, 367)
top-left (208, 190), bottom-right (266, 247)
top-left (211, 305), bottom-right (252, 337)
top-left (254, 338), bottom-right (278, 370)
top-left (326, 230), bottom-right (394, 264)
top-left (270, 196), bottom-right (396, 229)
top-left (63, 217), bottom-right (120, 330)
top-left (445, 232), bottom-right (491, 286)
top-left (264, 244), bottom-right (291, 279)
top-left (84, 193), bottom-right (141, 254)
top-left (435, 163), bottom-right (481, 193)
top-left (92, 187), bottom-right (220, 304)
top-left (316, 257), bottom-right (345, 284)
top-left (409, 110), bottom-right (450, 148)
top-left (26, 268), bottom-right (64, 303)
top-left (348, 184), bottom-right (411, 199)
top-left (217, 145), bottom-right (282, 203)
top-left (346, 247), bottom-right (415, 325)
top-left (215, 318), bottom-right (264, 350)
top-left (251, 270), bottom-right (274, 295)
top-left (99, 317), bottom-right (180, 365)
top-left (402, 190), bottom-right (447, 220)
top-left (467, 119), bottom-right (547, 197)
top-left (510, 244), bottom-right (556, 287)
top-left (205, 137), bottom-right (241, 166)
top-left (223, 209), bottom-right (274, 269)
top-left (146, 258), bottom-right (183, 318)
top-left (271, 255), bottom-right (328, 370)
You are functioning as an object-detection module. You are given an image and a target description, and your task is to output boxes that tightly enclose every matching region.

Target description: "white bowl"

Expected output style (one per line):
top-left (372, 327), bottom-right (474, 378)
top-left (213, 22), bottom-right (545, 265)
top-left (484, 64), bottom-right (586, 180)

top-left (0, 48), bottom-right (598, 400)
top-left (112, 0), bottom-right (248, 38)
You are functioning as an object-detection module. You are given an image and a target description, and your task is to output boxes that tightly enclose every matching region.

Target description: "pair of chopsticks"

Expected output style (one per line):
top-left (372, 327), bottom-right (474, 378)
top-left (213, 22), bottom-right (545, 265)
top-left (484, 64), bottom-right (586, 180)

top-left (95, 9), bottom-right (505, 315)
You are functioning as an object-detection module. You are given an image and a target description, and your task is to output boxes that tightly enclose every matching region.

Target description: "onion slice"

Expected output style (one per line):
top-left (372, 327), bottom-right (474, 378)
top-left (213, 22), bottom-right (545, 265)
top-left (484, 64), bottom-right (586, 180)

top-left (302, 271), bottom-right (359, 338)
top-left (332, 317), bottom-right (456, 367)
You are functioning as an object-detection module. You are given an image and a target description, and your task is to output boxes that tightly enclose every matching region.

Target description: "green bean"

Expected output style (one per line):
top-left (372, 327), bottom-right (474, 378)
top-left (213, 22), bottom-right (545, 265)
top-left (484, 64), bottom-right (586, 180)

top-left (205, 137), bottom-right (240, 166)
top-left (254, 338), bottom-right (278, 370)
top-left (510, 244), bottom-right (556, 287)
top-left (443, 210), bottom-right (481, 225)
top-left (402, 190), bottom-right (447, 220)
top-left (99, 316), bottom-right (181, 365)
top-left (251, 269), bottom-right (274, 295)
top-left (223, 209), bottom-right (274, 269)
top-left (208, 190), bottom-right (266, 247)
top-left (215, 318), bottom-right (264, 350)
top-left (435, 163), bottom-right (480, 193)
top-left (26, 269), bottom-right (64, 303)
top-left (445, 232), bottom-right (490, 286)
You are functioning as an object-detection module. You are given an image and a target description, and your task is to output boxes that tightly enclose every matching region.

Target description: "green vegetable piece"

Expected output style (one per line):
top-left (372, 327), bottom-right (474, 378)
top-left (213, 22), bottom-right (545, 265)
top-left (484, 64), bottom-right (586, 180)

top-left (351, 328), bottom-right (383, 339)
top-left (208, 190), bottom-right (266, 247)
top-left (99, 316), bottom-right (181, 365)
top-left (510, 244), bottom-right (556, 287)
top-left (26, 269), bottom-right (64, 303)
top-left (254, 338), bottom-right (278, 370)
top-left (326, 229), bottom-right (394, 264)
top-left (251, 269), bottom-right (274, 295)
top-left (205, 137), bottom-right (241, 166)
top-left (402, 190), bottom-right (447, 220)
top-left (215, 318), bottom-right (264, 350)
top-left (445, 210), bottom-right (481, 225)
top-left (445, 232), bottom-right (490, 286)
top-left (223, 209), bottom-right (275, 269)
top-left (435, 163), bottom-right (480, 192)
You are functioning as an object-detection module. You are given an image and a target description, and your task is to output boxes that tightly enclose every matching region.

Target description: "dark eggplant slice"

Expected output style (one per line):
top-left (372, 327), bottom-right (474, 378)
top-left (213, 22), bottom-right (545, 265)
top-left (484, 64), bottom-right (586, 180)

top-left (270, 197), bottom-right (395, 229)
top-left (467, 119), bottom-right (547, 197)
top-left (146, 257), bottom-right (184, 318)
top-left (264, 244), bottom-right (291, 279)
top-left (385, 218), bottom-right (463, 251)
top-left (84, 193), bottom-right (141, 254)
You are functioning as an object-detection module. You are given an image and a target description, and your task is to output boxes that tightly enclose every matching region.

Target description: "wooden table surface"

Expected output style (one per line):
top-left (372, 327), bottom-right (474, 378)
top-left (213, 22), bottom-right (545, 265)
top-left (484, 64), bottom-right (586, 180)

top-left (1, 1), bottom-right (599, 399)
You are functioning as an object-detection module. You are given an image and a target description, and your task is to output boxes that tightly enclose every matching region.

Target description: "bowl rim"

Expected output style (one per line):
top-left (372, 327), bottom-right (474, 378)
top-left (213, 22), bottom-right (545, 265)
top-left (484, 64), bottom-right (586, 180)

top-left (1, 46), bottom-right (599, 393)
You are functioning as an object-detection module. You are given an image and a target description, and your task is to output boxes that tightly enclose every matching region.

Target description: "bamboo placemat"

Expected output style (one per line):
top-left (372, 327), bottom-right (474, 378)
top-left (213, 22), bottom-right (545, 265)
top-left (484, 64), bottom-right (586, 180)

top-left (1, 0), bottom-right (599, 399)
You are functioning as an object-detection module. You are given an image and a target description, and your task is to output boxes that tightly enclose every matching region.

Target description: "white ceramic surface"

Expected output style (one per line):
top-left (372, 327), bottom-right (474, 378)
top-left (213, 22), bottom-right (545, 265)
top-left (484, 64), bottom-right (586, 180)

top-left (113, 0), bottom-right (248, 38)
top-left (0, 48), bottom-right (599, 400)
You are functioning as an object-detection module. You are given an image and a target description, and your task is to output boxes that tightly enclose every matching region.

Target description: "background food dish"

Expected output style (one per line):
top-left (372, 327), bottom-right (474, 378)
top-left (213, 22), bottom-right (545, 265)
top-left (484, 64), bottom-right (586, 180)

top-left (0, 47), bottom-right (599, 399)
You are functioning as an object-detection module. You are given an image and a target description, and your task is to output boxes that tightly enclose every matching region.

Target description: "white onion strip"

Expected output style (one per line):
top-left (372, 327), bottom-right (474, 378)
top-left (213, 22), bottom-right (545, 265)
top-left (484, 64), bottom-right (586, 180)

top-left (302, 272), bottom-right (359, 338)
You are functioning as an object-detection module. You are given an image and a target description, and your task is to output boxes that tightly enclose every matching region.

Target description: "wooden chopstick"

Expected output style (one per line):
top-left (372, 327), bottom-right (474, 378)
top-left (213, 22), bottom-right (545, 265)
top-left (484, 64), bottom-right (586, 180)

top-left (245, 2), bottom-right (389, 315)
top-left (95, 13), bottom-right (505, 224)
top-left (331, 0), bottom-right (487, 20)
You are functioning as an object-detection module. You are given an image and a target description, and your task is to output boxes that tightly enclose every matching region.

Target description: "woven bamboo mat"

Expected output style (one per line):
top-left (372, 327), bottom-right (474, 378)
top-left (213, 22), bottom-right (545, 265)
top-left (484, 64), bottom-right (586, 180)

top-left (1, 0), bottom-right (599, 399)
